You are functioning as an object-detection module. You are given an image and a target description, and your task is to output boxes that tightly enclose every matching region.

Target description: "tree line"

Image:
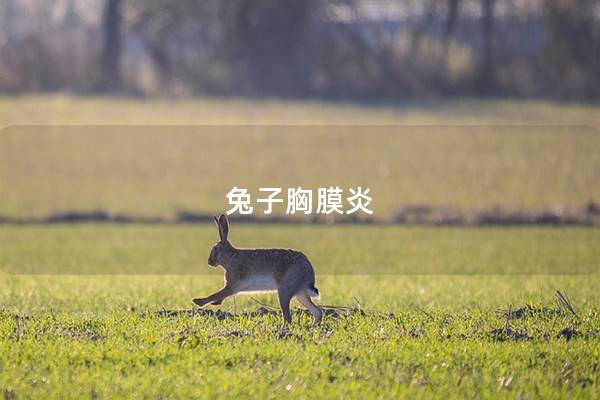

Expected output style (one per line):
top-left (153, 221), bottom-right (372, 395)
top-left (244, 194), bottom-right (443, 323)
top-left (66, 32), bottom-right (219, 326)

top-left (0, 0), bottom-right (599, 100)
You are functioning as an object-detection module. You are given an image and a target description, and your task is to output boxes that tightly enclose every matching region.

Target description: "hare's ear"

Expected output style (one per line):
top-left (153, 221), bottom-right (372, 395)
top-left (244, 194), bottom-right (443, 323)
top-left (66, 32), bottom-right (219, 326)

top-left (217, 214), bottom-right (229, 242)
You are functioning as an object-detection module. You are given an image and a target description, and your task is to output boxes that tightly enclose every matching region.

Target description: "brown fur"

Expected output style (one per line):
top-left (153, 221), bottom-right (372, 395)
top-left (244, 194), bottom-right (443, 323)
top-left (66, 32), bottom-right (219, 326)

top-left (193, 214), bottom-right (323, 325)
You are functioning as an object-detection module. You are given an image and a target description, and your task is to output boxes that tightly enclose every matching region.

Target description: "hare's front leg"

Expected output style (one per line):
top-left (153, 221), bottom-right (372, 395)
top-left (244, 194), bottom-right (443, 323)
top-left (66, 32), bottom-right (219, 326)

top-left (193, 286), bottom-right (235, 307)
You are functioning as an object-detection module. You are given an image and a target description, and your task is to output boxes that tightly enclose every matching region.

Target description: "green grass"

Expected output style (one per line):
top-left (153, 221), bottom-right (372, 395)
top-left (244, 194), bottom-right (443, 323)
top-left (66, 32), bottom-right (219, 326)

top-left (1, 225), bottom-right (599, 274)
top-left (1, 225), bottom-right (599, 398)
top-left (1, 96), bottom-right (599, 398)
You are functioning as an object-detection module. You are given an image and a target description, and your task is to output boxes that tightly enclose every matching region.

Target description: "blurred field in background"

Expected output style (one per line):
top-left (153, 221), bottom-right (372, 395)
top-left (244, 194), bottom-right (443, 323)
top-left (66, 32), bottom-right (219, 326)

top-left (1, 96), bottom-right (600, 218)
top-left (2, 95), bottom-right (600, 126)
top-left (1, 225), bottom-right (599, 274)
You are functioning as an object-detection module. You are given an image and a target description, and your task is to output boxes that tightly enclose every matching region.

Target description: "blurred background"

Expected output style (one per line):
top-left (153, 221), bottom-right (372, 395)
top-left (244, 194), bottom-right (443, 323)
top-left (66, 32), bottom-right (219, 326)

top-left (0, 0), bottom-right (599, 276)
top-left (1, 0), bottom-right (599, 227)
top-left (1, 0), bottom-right (599, 100)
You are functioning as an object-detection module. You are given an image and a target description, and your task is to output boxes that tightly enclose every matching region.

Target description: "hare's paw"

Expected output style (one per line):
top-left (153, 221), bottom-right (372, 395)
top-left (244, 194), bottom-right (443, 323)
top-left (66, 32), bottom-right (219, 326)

top-left (211, 299), bottom-right (223, 305)
top-left (192, 297), bottom-right (209, 307)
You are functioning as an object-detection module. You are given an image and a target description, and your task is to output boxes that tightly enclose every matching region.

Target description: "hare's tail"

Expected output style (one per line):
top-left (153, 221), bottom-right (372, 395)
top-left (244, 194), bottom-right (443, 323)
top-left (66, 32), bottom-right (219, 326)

top-left (306, 283), bottom-right (320, 299)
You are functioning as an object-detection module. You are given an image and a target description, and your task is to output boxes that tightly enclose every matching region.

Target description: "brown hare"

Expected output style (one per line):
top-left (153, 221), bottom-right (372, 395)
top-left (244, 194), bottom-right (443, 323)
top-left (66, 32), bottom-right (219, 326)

top-left (193, 214), bottom-right (323, 325)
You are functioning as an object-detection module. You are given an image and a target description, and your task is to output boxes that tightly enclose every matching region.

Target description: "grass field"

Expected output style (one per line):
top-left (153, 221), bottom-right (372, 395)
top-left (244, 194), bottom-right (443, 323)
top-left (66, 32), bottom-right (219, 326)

top-left (1, 96), bottom-right (599, 398)
top-left (1, 225), bottom-right (600, 275)
top-left (1, 225), bottom-right (600, 398)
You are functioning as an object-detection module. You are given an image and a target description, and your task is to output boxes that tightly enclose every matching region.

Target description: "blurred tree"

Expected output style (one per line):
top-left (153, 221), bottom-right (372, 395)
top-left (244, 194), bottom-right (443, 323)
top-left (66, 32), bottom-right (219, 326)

top-left (478, 0), bottom-right (496, 95)
top-left (101, 0), bottom-right (123, 92)
top-left (443, 0), bottom-right (461, 65)
top-left (1, 0), bottom-right (599, 100)
top-left (222, 0), bottom-right (315, 96)
top-left (129, 0), bottom-right (224, 95)
top-left (543, 0), bottom-right (600, 99)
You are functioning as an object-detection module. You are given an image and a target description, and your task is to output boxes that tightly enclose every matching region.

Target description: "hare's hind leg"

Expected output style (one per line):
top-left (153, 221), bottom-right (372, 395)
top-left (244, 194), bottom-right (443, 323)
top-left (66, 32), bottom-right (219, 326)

top-left (277, 288), bottom-right (293, 325)
top-left (296, 291), bottom-right (323, 325)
